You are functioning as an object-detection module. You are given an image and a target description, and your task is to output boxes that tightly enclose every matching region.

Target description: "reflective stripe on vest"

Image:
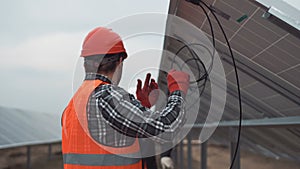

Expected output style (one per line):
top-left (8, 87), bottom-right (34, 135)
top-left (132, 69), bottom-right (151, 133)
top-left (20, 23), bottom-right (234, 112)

top-left (63, 153), bottom-right (141, 166)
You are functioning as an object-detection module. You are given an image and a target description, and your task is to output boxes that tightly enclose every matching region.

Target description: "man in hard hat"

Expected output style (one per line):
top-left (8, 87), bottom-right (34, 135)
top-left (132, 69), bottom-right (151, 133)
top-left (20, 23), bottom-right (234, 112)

top-left (61, 27), bottom-right (190, 169)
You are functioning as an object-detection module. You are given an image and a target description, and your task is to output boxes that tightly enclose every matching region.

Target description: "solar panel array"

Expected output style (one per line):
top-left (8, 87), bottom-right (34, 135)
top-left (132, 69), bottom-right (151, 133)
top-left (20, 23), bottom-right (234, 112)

top-left (158, 0), bottom-right (300, 161)
top-left (0, 106), bottom-right (61, 149)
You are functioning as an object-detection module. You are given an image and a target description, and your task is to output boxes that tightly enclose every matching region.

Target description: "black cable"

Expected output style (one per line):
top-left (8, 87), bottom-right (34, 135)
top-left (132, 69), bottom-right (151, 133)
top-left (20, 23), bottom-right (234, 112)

top-left (199, 1), bottom-right (243, 169)
top-left (170, 0), bottom-right (216, 85)
top-left (173, 3), bottom-right (216, 74)
top-left (198, 3), bottom-right (216, 74)
top-left (184, 48), bottom-right (208, 97)
top-left (193, 4), bottom-right (215, 96)
top-left (170, 41), bottom-right (209, 84)
top-left (169, 3), bottom-right (217, 113)
top-left (171, 42), bottom-right (210, 102)
top-left (168, 39), bottom-right (209, 113)
top-left (176, 44), bottom-right (210, 79)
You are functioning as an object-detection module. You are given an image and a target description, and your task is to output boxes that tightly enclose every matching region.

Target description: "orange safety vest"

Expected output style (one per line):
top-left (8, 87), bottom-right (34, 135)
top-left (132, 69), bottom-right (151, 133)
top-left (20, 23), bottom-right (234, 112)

top-left (61, 79), bottom-right (142, 169)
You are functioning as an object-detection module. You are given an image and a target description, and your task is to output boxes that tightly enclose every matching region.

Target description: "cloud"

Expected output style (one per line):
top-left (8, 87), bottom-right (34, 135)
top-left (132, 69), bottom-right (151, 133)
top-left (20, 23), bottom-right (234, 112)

top-left (0, 32), bottom-right (85, 72)
top-left (0, 29), bottom-right (166, 113)
top-left (0, 0), bottom-right (170, 45)
top-left (0, 32), bottom-right (86, 114)
top-left (0, 0), bottom-right (170, 114)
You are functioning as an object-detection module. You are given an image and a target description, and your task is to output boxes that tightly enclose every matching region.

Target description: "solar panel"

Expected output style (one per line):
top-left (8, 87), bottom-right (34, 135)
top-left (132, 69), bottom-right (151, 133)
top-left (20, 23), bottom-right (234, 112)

top-left (0, 106), bottom-right (61, 149)
top-left (159, 0), bottom-right (300, 161)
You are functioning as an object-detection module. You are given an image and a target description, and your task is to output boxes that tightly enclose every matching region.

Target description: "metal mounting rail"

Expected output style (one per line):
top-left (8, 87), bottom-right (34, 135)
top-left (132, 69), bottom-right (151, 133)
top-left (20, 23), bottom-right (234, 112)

top-left (188, 116), bottom-right (300, 129)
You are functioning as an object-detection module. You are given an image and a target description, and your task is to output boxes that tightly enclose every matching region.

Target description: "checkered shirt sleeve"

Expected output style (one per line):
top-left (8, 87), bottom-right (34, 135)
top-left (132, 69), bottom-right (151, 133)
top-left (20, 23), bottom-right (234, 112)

top-left (88, 84), bottom-right (186, 143)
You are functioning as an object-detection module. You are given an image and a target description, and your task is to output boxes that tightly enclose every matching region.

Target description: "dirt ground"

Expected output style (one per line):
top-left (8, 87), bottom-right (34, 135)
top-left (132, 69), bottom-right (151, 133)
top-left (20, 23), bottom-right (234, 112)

top-left (0, 143), bottom-right (299, 169)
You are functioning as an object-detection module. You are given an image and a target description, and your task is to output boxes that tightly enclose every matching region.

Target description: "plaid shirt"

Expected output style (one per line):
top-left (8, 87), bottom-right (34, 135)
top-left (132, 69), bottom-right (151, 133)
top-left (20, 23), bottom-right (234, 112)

top-left (86, 73), bottom-right (185, 147)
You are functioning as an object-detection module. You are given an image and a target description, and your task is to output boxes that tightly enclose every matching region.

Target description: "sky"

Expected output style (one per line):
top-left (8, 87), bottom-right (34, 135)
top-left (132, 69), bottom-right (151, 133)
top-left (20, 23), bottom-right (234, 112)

top-left (0, 0), bottom-right (170, 114)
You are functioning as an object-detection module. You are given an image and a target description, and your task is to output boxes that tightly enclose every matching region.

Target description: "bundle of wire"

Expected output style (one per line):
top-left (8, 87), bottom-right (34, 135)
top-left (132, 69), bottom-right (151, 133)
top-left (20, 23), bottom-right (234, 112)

top-left (170, 1), bottom-right (243, 169)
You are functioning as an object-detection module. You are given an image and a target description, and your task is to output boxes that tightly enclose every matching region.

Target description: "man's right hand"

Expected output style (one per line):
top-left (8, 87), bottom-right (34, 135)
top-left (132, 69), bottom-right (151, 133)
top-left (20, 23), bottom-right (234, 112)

top-left (167, 69), bottom-right (190, 95)
top-left (136, 73), bottom-right (159, 108)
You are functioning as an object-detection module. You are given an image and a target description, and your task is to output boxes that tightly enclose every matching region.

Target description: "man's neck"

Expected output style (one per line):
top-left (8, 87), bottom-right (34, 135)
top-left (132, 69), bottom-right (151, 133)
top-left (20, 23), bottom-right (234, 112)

top-left (85, 73), bottom-right (113, 83)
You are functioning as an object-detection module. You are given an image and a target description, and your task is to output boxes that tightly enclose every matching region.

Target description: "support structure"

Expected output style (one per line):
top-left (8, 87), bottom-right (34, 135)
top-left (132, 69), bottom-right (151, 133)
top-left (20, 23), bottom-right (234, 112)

top-left (187, 134), bottom-right (192, 169)
top-left (179, 140), bottom-right (184, 169)
top-left (48, 144), bottom-right (52, 160)
top-left (183, 116), bottom-right (300, 169)
top-left (26, 146), bottom-right (31, 169)
top-left (229, 127), bottom-right (241, 169)
top-left (201, 141), bottom-right (207, 169)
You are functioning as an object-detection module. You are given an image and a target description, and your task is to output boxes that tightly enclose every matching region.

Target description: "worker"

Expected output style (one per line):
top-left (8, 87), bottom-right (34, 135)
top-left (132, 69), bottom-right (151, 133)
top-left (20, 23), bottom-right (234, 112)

top-left (61, 27), bottom-right (190, 169)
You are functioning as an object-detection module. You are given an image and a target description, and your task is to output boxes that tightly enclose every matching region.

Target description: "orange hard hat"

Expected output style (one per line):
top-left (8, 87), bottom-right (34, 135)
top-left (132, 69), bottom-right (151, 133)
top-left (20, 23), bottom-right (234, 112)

top-left (81, 27), bottom-right (127, 58)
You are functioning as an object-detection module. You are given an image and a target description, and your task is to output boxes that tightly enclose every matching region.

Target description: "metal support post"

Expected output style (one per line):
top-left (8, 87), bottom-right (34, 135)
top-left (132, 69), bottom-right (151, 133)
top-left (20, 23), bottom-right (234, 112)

top-left (48, 144), bottom-right (52, 160)
top-left (187, 134), bottom-right (192, 169)
top-left (173, 144), bottom-right (178, 167)
top-left (180, 140), bottom-right (184, 169)
top-left (27, 146), bottom-right (31, 169)
top-left (230, 127), bottom-right (240, 169)
top-left (201, 141), bottom-right (207, 169)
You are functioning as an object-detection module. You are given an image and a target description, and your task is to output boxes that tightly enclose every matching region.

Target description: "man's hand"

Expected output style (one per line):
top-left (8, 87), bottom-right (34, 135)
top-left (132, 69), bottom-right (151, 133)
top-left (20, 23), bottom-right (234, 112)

top-left (167, 69), bottom-right (190, 95)
top-left (161, 157), bottom-right (174, 169)
top-left (136, 73), bottom-right (159, 108)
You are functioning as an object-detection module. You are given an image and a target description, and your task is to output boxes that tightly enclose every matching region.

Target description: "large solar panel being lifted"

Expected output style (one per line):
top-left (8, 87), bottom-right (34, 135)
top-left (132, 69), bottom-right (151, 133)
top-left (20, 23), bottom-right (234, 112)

top-left (0, 106), bottom-right (61, 149)
top-left (158, 0), bottom-right (300, 161)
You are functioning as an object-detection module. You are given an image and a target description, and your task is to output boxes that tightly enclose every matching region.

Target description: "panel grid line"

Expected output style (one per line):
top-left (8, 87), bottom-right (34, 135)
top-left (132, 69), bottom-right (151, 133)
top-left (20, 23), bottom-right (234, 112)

top-left (251, 33), bottom-right (289, 59)
top-left (277, 63), bottom-right (300, 75)
top-left (251, 17), bottom-right (287, 37)
top-left (221, 0), bottom-right (257, 15)
top-left (204, 31), bottom-right (298, 90)
top-left (200, 0), bottom-right (217, 29)
top-left (229, 7), bottom-right (260, 42)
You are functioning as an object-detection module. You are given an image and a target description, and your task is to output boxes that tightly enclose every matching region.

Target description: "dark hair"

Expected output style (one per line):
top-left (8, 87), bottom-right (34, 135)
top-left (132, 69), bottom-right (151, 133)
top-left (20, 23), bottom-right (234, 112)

top-left (84, 52), bottom-right (126, 74)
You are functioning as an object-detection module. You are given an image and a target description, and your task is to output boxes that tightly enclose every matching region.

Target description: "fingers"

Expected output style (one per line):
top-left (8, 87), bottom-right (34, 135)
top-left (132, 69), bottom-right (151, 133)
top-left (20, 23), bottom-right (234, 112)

top-left (136, 79), bottom-right (142, 92)
top-left (143, 73), bottom-right (151, 89)
top-left (138, 74), bottom-right (156, 92)
top-left (150, 79), bottom-right (158, 90)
